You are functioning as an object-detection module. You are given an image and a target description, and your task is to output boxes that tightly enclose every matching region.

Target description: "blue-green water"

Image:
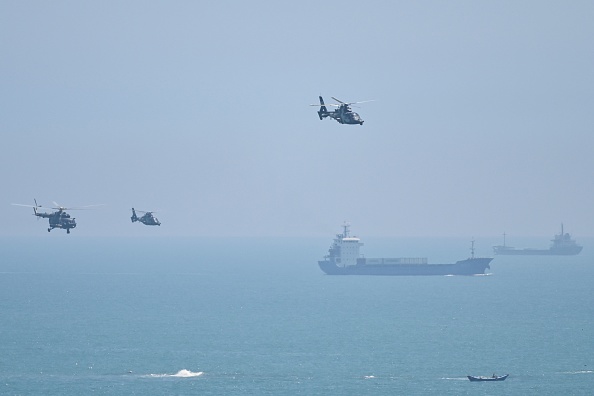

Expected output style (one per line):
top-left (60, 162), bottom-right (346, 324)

top-left (1, 237), bottom-right (593, 395)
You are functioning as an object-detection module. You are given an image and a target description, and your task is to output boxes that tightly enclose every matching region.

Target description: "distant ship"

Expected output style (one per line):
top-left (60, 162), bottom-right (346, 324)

top-left (493, 225), bottom-right (583, 256)
top-left (318, 224), bottom-right (492, 276)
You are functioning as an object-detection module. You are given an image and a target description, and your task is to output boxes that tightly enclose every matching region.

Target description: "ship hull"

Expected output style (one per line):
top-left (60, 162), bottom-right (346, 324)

top-left (318, 258), bottom-right (492, 276)
top-left (494, 246), bottom-right (582, 255)
top-left (468, 374), bottom-right (508, 382)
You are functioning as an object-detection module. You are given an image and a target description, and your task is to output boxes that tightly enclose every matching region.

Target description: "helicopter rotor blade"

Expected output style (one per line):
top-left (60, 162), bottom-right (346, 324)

top-left (62, 204), bottom-right (106, 210)
top-left (12, 203), bottom-right (49, 209)
top-left (330, 97), bottom-right (374, 106)
top-left (14, 202), bottom-right (104, 210)
top-left (45, 203), bottom-right (106, 210)
top-left (348, 100), bottom-right (375, 105)
top-left (52, 201), bottom-right (64, 210)
top-left (309, 103), bottom-right (339, 107)
top-left (12, 203), bottom-right (37, 208)
top-left (12, 203), bottom-right (47, 219)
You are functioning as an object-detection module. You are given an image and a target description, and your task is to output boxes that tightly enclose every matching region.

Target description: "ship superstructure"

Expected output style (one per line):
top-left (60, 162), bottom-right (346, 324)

top-left (318, 224), bottom-right (492, 276)
top-left (324, 223), bottom-right (365, 267)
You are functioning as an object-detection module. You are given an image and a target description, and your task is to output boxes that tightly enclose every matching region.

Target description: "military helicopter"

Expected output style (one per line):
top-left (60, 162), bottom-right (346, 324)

top-left (131, 208), bottom-right (160, 226)
top-left (12, 199), bottom-right (103, 234)
top-left (311, 96), bottom-right (373, 125)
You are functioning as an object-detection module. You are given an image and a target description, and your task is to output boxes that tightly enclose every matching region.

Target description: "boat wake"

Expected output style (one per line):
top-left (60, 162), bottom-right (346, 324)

top-left (561, 370), bottom-right (593, 375)
top-left (147, 369), bottom-right (204, 378)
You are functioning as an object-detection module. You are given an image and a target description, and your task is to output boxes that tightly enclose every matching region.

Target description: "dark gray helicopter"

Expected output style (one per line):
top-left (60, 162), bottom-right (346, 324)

top-left (12, 200), bottom-right (103, 234)
top-left (131, 208), bottom-right (160, 226)
top-left (311, 96), bottom-right (373, 125)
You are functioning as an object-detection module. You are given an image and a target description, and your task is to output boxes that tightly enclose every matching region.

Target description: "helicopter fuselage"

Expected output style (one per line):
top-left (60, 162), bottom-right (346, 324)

top-left (139, 213), bottom-right (160, 226)
top-left (36, 210), bottom-right (76, 233)
top-left (131, 208), bottom-right (161, 226)
top-left (332, 105), bottom-right (363, 124)
top-left (315, 96), bottom-right (365, 125)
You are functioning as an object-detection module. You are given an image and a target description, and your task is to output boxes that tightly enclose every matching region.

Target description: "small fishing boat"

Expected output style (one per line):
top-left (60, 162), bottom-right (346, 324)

top-left (467, 374), bottom-right (508, 382)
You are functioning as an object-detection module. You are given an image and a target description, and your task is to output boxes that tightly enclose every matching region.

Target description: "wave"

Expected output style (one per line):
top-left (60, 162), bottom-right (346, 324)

top-left (148, 369), bottom-right (204, 378)
top-left (363, 375), bottom-right (376, 379)
top-left (561, 370), bottom-right (593, 375)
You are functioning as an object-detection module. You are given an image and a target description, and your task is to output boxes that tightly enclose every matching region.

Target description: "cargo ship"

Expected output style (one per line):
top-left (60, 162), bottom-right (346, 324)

top-left (493, 224), bottom-right (582, 255)
top-left (318, 224), bottom-right (492, 276)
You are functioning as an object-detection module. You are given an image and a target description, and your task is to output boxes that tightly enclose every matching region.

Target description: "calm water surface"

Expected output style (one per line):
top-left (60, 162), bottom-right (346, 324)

top-left (1, 236), bottom-right (593, 395)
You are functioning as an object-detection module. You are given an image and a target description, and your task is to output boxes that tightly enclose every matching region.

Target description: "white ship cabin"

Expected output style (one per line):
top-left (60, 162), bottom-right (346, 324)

top-left (336, 236), bottom-right (363, 267)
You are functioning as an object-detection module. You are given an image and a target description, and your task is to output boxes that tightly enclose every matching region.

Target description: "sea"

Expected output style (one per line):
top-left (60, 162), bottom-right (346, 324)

top-left (1, 236), bottom-right (593, 395)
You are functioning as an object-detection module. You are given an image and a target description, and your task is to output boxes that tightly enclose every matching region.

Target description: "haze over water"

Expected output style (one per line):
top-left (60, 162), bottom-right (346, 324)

top-left (2, 237), bottom-right (593, 395)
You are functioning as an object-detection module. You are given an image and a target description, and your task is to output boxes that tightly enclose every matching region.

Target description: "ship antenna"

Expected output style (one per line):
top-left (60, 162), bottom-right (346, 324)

top-left (470, 238), bottom-right (475, 259)
top-left (503, 232), bottom-right (506, 247)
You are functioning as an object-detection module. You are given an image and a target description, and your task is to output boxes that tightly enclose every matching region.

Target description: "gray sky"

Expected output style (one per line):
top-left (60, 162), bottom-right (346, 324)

top-left (2, 1), bottom-right (593, 237)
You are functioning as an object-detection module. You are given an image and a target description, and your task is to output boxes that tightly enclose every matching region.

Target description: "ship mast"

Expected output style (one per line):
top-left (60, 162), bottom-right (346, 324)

top-left (342, 221), bottom-right (350, 238)
top-left (470, 238), bottom-right (475, 259)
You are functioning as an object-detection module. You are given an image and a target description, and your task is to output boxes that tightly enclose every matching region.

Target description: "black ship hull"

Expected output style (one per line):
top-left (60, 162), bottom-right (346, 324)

top-left (318, 257), bottom-right (492, 276)
top-left (467, 374), bottom-right (508, 382)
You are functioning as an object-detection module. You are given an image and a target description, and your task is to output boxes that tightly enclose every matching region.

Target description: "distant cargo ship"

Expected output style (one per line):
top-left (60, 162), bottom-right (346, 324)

top-left (318, 224), bottom-right (492, 276)
top-left (493, 225), bottom-right (583, 256)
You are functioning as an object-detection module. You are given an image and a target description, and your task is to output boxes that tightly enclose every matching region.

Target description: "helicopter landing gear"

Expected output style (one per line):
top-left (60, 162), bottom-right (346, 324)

top-left (48, 228), bottom-right (51, 232)
top-left (67, 229), bottom-right (70, 234)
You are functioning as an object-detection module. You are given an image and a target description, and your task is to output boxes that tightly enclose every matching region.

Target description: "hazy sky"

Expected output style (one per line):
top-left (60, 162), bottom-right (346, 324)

top-left (2, 1), bottom-right (593, 237)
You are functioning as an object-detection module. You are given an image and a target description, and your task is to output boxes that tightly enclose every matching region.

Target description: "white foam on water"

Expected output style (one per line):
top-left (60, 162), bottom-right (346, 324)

top-left (172, 369), bottom-right (203, 378)
top-left (147, 369), bottom-right (203, 378)
top-left (561, 370), bottom-right (593, 375)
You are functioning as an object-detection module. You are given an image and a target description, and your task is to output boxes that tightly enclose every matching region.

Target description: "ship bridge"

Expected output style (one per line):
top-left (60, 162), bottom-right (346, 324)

top-left (336, 236), bottom-right (363, 267)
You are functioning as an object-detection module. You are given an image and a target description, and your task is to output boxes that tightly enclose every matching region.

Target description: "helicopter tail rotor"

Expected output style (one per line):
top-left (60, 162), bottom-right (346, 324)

top-left (317, 96), bottom-right (328, 120)
top-left (33, 198), bottom-right (40, 216)
top-left (131, 208), bottom-right (138, 223)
